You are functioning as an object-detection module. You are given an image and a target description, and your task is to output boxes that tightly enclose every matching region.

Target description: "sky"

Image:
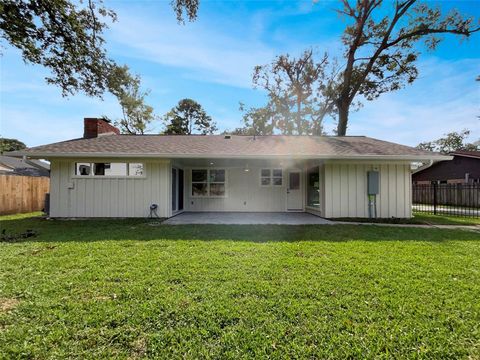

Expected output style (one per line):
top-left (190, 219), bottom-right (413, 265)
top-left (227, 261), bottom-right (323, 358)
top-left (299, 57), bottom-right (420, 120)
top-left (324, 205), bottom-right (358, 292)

top-left (1, 0), bottom-right (479, 148)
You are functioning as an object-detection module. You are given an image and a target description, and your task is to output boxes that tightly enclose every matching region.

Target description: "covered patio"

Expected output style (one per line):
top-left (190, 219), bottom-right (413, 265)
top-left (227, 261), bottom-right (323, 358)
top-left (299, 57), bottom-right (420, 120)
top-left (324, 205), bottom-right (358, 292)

top-left (163, 212), bottom-right (333, 225)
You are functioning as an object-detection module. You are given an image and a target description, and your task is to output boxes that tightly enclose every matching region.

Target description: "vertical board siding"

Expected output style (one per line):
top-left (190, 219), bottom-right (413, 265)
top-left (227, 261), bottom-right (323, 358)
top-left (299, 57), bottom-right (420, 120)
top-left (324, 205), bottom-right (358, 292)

top-left (0, 175), bottom-right (50, 215)
top-left (319, 164), bottom-right (326, 216)
top-left (347, 165), bottom-right (356, 217)
top-left (340, 165), bottom-right (349, 216)
top-left (379, 164), bottom-right (389, 216)
top-left (324, 162), bottom-right (412, 218)
top-left (184, 166), bottom-right (289, 212)
top-left (49, 160), bottom-right (170, 218)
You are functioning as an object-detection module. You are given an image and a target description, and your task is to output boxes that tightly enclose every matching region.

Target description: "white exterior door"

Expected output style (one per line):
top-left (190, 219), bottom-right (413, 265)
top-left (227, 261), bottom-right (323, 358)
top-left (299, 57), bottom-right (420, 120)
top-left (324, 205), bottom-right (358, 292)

top-left (287, 170), bottom-right (303, 211)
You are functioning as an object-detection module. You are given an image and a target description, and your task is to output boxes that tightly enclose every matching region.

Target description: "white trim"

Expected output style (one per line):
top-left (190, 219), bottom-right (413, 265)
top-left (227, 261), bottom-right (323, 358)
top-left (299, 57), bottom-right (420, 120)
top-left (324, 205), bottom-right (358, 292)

top-left (449, 153), bottom-right (480, 160)
top-left (260, 168), bottom-right (284, 187)
top-left (171, 167), bottom-right (185, 213)
top-left (190, 168), bottom-right (227, 198)
top-left (14, 152), bottom-right (454, 162)
top-left (260, 168), bottom-right (271, 187)
top-left (286, 168), bottom-right (304, 211)
top-left (272, 168), bottom-right (284, 187)
top-left (72, 161), bottom-right (146, 178)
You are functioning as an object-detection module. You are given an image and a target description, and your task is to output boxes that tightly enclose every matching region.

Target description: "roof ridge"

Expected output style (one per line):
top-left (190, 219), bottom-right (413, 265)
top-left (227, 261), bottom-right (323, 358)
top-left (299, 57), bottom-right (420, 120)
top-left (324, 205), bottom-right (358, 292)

top-left (113, 134), bottom-right (368, 138)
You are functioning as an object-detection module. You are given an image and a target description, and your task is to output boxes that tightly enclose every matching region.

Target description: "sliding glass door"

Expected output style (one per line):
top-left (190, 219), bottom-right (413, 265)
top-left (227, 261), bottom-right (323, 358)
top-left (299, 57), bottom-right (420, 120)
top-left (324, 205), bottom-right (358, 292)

top-left (172, 168), bottom-right (184, 212)
top-left (307, 166), bottom-right (320, 209)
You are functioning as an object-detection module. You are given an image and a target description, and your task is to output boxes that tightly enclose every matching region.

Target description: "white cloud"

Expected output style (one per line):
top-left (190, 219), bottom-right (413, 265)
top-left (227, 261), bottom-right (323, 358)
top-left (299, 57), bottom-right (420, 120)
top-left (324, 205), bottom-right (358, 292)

top-left (344, 58), bottom-right (479, 146)
top-left (108, 8), bottom-right (277, 88)
top-left (1, 108), bottom-right (81, 146)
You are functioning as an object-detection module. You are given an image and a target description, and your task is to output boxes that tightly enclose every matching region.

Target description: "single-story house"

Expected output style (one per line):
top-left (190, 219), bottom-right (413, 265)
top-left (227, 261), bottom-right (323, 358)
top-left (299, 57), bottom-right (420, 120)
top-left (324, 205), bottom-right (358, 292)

top-left (0, 155), bottom-right (50, 177)
top-left (8, 118), bottom-right (450, 219)
top-left (413, 150), bottom-right (480, 185)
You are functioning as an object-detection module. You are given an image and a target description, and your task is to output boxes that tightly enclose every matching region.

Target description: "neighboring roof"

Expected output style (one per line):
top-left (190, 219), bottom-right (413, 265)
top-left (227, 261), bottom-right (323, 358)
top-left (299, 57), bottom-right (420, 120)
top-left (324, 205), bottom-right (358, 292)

top-left (413, 150), bottom-right (480, 181)
top-left (0, 155), bottom-right (50, 177)
top-left (8, 135), bottom-right (451, 161)
top-left (449, 150), bottom-right (480, 159)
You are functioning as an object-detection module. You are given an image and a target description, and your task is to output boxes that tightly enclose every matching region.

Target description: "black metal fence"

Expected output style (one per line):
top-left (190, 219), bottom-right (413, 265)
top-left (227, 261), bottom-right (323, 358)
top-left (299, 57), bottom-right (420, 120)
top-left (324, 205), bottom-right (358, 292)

top-left (412, 183), bottom-right (480, 218)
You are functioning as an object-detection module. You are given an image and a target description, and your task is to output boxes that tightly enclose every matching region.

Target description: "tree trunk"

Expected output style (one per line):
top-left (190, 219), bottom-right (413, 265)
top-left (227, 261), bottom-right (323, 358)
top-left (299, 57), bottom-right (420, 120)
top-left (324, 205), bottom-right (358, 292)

top-left (336, 99), bottom-right (349, 136)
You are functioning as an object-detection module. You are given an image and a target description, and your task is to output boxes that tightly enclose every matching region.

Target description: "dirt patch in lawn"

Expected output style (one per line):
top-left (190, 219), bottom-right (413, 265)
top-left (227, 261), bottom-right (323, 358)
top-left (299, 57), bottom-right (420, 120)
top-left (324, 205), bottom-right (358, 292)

top-left (130, 337), bottom-right (147, 359)
top-left (0, 298), bottom-right (20, 313)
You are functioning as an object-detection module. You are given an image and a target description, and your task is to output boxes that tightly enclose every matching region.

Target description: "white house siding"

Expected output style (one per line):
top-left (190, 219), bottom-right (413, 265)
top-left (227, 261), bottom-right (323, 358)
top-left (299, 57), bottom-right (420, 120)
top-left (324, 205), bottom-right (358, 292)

top-left (323, 162), bottom-right (412, 218)
top-left (49, 159), bottom-right (171, 218)
top-left (48, 158), bottom-right (413, 219)
top-left (184, 166), bottom-right (289, 212)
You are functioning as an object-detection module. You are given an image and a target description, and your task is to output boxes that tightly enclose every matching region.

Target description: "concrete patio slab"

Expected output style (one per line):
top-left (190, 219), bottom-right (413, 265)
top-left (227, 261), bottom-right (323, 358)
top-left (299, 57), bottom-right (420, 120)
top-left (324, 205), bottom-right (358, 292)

top-left (163, 212), bottom-right (333, 225)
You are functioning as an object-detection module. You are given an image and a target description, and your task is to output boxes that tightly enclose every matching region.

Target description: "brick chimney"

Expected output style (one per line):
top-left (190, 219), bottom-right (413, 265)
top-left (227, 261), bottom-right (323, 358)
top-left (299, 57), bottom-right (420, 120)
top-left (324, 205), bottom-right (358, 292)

top-left (83, 118), bottom-right (120, 138)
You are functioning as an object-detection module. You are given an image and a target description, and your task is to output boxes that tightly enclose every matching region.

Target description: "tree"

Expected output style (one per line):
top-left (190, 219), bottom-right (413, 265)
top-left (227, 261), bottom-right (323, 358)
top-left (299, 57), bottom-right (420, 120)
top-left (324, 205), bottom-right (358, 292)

top-left (172, 0), bottom-right (200, 23)
top-left (253, 49), bottom-right (336, 135)
top-left (0, 137), bottom-right (26, 153)
top-left (333, 0), bottom-right (479, 135)
top-left (107, 65), bottom-right (157, 134)
top-left (417, 129), bottom-right (479, 154)
top-left (235, 103), bottom-right (276, 136)
top-left (1, 0), bottom-right (116, 97)
top-left (0, 0), bottom-right (199, 97)
top-left (163, 99), bottom-right (217, 135)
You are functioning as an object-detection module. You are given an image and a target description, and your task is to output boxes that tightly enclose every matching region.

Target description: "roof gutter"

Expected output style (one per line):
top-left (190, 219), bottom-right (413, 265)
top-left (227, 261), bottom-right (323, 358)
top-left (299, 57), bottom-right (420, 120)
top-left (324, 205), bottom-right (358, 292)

top-left (411, 154), bottom-right (454, 174)
top-left (8, 151), bottom-right (454, 162)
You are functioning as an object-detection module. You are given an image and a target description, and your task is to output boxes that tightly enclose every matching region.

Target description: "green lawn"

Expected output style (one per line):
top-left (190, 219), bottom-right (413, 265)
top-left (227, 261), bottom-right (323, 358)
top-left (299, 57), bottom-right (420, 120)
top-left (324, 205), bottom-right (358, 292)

top-left (332, 212), bottom-right (480, 226)
top-left (1, 214), bottom-right (480, 359)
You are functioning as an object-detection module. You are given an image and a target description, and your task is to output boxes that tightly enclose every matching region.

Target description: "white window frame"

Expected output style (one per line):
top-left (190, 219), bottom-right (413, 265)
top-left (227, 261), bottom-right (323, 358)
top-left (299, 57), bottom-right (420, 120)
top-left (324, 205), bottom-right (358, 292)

top-left (260, 168), bottom-right (283, 187)
top-left (73, 162), bottom-right (146, 178)
top-left (191, 168), bottom-right (227, 198)
top-left (260, 168), bottom-right (271, 187)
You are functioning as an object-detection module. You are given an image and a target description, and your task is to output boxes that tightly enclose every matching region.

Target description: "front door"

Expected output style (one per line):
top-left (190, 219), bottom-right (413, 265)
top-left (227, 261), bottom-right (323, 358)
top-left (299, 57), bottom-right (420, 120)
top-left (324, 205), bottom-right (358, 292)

top-left (287, 170), bottom-right (302, 211)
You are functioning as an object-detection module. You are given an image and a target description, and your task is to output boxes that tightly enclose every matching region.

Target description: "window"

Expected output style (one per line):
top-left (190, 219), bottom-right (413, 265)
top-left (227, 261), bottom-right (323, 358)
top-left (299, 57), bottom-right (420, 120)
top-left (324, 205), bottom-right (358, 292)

top-left (192, 169), bottom-right (225, 197)
top-left (261, 169), bottom-right (271, 186)
top-left (272, 169), bottom-right (283, 186)
top-left (76, 163), bottom-right (91, 176)
top-left (261, 168), bottom-right (283, 186)
top-left (192, 169), bottom-right (208, 196)
top-left (129, 163), bottom-right (144, 176)
top-left (289, 172), bottom-right (300, 190)
top-left (94, 162), bottom-right (127, 176)
top-left (75, 162), bottom-right (144, 177)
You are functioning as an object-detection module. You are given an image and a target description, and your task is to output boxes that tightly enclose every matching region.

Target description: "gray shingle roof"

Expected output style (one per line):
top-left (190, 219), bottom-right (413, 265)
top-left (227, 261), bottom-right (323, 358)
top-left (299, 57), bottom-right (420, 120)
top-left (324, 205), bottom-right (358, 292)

top-left (0, 155), bottom-right (50, 176)
top-left (8, 135), bottom-right (448, 160)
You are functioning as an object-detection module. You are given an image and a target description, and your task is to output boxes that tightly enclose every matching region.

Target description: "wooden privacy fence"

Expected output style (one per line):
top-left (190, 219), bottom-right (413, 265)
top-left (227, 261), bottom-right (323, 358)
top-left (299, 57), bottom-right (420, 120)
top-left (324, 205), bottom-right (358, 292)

top-left (0, 175), bottom-right (50, 215)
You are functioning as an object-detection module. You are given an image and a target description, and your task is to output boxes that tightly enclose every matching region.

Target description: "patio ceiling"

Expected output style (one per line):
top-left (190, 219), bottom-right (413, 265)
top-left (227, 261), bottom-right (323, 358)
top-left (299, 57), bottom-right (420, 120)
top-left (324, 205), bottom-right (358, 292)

top-left (171, 158), bottom-right (320, 168)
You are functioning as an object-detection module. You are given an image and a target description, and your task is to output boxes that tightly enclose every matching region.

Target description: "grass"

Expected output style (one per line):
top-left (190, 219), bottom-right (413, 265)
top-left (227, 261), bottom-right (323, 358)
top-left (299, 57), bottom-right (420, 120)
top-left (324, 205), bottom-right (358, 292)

top-left (1, 214), bottom-right (480, 359)
top-left (332, 212), bottom-right (480, 226)
top-left (412, 213), bottom-right (480, 225)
